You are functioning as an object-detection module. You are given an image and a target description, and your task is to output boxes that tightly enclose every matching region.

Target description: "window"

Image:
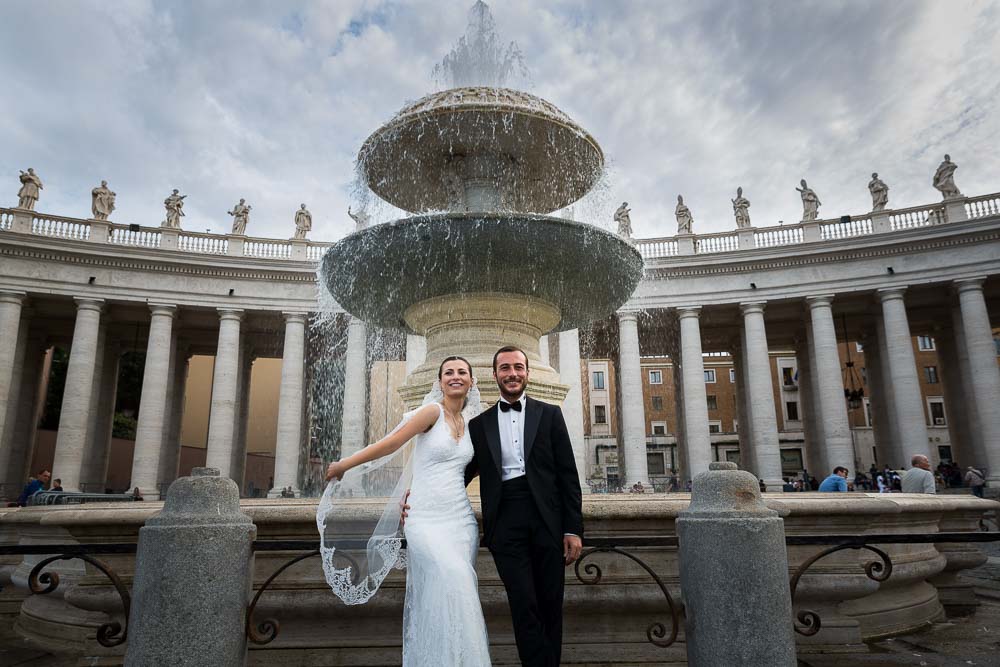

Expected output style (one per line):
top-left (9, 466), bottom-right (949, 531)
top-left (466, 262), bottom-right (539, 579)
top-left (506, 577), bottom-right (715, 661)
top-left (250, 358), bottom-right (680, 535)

top-left (647, 452), bottom-right (666, 476)
top-left (781, 366), bottom-right (795, 387)
top-left (786, 401), bottom-right (800, 421)
top-left (708, 421), bottom-right (722, 434)
top-left (592, 370), bottom-right (605, 390)
top-left (864, 398), bottom-right (872, 427)
top-left (648, 370), bottom-right (663, 385)
top-left (594, 405), bottom-right (607, 424)
top-left (928, 398), bottom-right (946, 426)
top-left (856, 342), bottom-right (864, 353)
top-left (651, 396), bottom-right (664, 411)
top-left (706, 395), bottom-right (718, 411)
top-left (924, 366), bottom-right (939, 384)
top-left (651, 421), bottom-right (667, 436)
top-left (704, 369), bottom-right (717, 383)
top-left (917, 335), bottom-right (936, 351)
top-left (729, 368), bottom-right (736, 383)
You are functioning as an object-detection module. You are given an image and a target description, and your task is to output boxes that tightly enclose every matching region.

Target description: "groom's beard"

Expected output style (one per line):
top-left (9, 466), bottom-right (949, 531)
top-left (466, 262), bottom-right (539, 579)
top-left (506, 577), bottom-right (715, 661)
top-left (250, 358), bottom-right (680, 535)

top-left (496, 375), bottom-right (528, 402)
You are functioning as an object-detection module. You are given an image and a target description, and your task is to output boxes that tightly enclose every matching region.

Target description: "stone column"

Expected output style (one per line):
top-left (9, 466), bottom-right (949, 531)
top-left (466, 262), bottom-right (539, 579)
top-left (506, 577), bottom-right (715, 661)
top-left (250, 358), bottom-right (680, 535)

top-left (862, 328), bottom-right (895, 467)
top-left (0, 292), bottom-right (26, 453)
top-left (340, 317), bottom-right (368, 457)
top-left (730, 340), bottom-right (750, 468)
top-left (405, 333), bottom-right (427, 375)
top-left (131, 305), bottom-right (177, 500)
top-left (559, 328), bottom-right (589, 492)
top-left (806, 296), bottom-right (854, 477)
top-left (955, 278), bottom-right (1000, 483)
top-left (538, 334), bottom-right (550, 367)
top-left (270, 313), bottom-right (306, 498)
top-left (158, 344), bottom-right (191, 491)
top-left (739, 303), bottom-right (784, 489)
top-left (125, 468), bottom-right (255, 666)
top-left (935, 330), bottom-right (975, 467)
top-left (677, 462), bottom-right (796, 666)
top-left (617, 312), bottom-right (649, 486)
top-left (877, 288), bottom-right (931, 462)
top-left (1, 337), bottom-right (44, 488)
top-left (949, 303), bottom-right (986, 468)
top-left (81, 331), bottom-right (120, 491)
top-left (205, 309), bottom-right (243, 479)
top-left (677, 307), bottom-right (713, 478)
top-left (52, 298), bottom-right (104, 491)
top-left (795, 337), bottom-right (824, 476)
top-left (230, 346), bottom-right (253, 492)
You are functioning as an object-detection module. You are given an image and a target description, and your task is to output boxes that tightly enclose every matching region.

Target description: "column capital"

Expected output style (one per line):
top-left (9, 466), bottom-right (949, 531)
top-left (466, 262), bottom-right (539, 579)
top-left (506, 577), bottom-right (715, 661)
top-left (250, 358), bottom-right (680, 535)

top-left (73, 297), bottom-right (105, 312)
top-left (282, 311), bottom-right (309, 324)
top-left (953, 276), bottom-right (987, 295)
top-left (804, 294), bottom-right (836, 309)
top-left (217, 308), bottom-right (244, 322)
top-left (149, 304), bottom-right (177, 318)
top-left (739, 301), bottom-right (766, 316)
top-left (876, 287), bottom-right (907, 303)
top-left (617, 310), bottom-right (639, 324)
top-left (675, 306), bottom-right (701, 320)
top-left (0, 290), bottom-right (27, 306)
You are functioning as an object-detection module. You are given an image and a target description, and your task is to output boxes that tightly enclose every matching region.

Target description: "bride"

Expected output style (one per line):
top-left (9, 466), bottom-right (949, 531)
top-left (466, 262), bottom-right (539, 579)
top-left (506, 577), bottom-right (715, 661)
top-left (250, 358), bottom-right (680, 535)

top-left (322, 356), bottom-right (491, 665)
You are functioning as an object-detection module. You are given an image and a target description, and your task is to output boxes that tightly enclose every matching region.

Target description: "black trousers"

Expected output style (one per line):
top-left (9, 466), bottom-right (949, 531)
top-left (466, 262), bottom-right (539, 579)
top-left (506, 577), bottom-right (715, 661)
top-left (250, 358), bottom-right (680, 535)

top-left (489, 476), bottom-right (564, 667)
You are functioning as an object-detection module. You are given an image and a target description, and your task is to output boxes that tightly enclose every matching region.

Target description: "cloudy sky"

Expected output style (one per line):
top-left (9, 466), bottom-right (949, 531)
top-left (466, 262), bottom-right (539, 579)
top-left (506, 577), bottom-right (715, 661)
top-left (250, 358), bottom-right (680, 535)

top-left (2, 0), bottom-right (998, 241)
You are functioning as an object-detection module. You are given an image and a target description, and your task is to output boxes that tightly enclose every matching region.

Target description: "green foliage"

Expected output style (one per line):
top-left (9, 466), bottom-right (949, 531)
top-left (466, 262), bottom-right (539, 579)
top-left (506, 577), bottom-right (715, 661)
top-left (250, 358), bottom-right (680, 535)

top-left (112, 412), bottom-right (137, 440)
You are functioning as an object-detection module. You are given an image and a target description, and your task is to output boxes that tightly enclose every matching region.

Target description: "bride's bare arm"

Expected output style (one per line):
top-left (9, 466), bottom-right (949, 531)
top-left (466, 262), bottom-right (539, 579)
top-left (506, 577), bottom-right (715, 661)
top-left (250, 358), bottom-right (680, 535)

top-left (326, 403), bottom-right (439, 481)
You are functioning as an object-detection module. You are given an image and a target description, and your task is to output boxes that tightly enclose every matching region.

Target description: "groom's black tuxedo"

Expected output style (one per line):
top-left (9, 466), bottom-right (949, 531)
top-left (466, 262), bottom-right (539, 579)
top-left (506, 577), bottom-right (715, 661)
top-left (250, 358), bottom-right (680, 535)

top-left (465, 396), bottom-right (584, 667)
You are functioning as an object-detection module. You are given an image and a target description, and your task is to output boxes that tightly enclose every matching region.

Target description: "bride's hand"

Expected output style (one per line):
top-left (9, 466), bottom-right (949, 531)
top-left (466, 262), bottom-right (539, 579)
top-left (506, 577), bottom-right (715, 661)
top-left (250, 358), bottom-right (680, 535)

top-left (326, 461), bottom-right (347, 482)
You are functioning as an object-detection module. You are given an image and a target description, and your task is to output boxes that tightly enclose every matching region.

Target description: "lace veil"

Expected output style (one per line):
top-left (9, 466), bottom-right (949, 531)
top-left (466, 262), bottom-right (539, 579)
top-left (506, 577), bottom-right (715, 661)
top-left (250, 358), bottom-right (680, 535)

top-left (316, 378), bottom-right (482, 605)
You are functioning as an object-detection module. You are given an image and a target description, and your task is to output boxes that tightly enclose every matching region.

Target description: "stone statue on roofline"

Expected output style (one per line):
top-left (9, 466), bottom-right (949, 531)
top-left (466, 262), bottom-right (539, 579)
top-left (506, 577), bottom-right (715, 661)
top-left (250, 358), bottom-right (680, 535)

top-left (932, 154), bottom-right (962, 199)
top-left (732, 187), bottom-right (751, 228)
top-left (16, 168), bottom-right (43, 210)
top-left (796, 179), bottom-right (821, 221)
top-left (228, 198), bottom-right (252, 235)
top-left (91, 180), bottom-right (116, 220)
top-left (868, 173), bottom-right (889, 212)
top-left (614, 201), bottom-right (632, 239)
top-left (675, 195), bottom-right (693, 234)
top-left (348, 206), bottom-right (370, 232)
top-left (163, 189), bottom-right (186, 228)
top-left (293, 203), bottom-right (312, 239)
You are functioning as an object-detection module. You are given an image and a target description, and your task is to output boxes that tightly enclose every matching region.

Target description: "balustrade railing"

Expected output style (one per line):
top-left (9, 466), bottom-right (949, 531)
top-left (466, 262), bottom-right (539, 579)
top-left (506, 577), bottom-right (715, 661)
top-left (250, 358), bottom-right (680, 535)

top-left (2, 190), bottom-right (998, 264)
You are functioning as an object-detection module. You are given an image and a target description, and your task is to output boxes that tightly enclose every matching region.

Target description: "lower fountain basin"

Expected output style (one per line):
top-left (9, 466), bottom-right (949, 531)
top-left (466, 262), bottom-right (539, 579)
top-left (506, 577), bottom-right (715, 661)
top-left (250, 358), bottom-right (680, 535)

top-left (321, 213), bottom-right (644, 332)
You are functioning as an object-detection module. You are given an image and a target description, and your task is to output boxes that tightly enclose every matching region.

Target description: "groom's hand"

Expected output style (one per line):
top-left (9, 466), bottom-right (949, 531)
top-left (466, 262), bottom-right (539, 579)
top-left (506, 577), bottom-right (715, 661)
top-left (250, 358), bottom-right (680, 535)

top-left (399, 489), bottom-right (411, 526)
top-left (563, 534), bottom-right (583, 566)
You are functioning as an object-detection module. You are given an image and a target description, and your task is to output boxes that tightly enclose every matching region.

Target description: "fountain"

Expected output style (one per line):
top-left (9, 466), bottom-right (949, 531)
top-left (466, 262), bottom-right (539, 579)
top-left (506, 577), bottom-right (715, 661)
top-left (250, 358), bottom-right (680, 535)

top-left (322, 15), bottom-right (642, 407)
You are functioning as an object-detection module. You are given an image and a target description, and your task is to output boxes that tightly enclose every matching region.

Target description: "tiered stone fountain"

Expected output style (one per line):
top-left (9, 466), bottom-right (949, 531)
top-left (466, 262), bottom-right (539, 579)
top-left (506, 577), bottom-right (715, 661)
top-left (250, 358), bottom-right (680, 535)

top-left (322, 86), bottom-right (643, 406)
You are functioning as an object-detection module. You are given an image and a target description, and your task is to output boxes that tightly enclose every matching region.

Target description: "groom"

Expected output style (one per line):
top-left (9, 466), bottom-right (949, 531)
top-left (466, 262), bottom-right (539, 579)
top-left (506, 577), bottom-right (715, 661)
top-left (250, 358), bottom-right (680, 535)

top-left (466, 345), bottom-right (584, 667)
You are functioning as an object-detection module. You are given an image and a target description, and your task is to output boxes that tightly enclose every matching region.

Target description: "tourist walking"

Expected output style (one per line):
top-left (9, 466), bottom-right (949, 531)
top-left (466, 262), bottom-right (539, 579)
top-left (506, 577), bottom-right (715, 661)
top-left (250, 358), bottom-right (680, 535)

top-left (965, 466), bottom-right (986, 498)
top-left (818, 467), bottom-right (849, 492)
top-left (901, 455), bottom-right (936, 494)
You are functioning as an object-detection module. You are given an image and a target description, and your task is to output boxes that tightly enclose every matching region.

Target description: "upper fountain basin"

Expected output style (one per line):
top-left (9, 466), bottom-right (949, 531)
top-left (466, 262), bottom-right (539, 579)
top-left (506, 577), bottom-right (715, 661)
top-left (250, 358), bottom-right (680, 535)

top-left (322, 213), bottom-right (643, 331)
top-left (358, 87), bottom-right (604, 215)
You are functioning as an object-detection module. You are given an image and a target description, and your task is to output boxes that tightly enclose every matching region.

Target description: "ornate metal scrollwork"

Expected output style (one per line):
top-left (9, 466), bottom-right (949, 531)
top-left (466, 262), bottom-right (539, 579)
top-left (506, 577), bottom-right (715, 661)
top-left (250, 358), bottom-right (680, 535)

top-left (573, 546), bottom-right (680, 647)
top-left (788, 543), bottom-right (892, 636)
top-left (28, 553), bottom-right (131, 647)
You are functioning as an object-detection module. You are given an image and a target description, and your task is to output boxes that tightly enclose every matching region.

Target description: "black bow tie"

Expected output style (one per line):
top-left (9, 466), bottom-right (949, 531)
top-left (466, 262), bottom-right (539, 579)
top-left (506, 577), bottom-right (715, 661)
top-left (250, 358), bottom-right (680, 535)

top-left (499, 401), bottom-right (522, 413)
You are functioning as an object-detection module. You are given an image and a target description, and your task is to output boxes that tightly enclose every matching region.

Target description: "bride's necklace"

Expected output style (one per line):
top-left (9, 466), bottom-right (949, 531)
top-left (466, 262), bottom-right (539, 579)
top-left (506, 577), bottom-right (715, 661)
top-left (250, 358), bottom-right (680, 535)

top-left (442, 405), bottom-right (464, 440)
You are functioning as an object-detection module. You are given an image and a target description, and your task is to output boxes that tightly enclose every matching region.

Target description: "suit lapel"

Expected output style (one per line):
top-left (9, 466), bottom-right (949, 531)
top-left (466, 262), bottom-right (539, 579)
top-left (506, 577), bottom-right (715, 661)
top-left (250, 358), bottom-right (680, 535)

top-left (482, 404), bottom-right (503, 476)
top-left (524, 396), bottom-right (541, 463)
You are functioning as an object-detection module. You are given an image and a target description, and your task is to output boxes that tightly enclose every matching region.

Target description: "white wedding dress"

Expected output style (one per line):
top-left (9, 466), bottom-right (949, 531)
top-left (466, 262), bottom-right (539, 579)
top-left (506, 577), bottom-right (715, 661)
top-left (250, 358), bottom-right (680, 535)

top-left (402, 403), bottom-right (491, 665)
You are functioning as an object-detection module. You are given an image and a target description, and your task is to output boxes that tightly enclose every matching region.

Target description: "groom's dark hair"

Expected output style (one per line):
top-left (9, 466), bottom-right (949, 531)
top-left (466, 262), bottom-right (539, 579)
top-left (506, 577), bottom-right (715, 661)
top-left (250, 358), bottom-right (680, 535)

top-left (492, 345), bottom-right (529, 372)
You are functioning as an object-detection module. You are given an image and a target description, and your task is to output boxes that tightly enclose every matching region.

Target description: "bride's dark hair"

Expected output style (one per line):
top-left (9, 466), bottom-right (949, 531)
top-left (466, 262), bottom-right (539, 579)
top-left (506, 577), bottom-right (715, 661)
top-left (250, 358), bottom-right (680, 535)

top-left (438, 356), bottom-right (473, 409)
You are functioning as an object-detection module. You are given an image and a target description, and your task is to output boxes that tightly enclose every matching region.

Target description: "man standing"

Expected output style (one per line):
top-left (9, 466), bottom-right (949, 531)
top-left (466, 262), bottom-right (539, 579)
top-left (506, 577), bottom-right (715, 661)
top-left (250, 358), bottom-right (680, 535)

top-left (901, 455), bottom-right (936, 494)
top-left (818, 466), bottom-right (849, 492)
top-left (17, 469), bottom-right (50, 506)
top-left (466, 346), bottom-right (584, 667)
top-left (965, 466), bottom-right (986, 498)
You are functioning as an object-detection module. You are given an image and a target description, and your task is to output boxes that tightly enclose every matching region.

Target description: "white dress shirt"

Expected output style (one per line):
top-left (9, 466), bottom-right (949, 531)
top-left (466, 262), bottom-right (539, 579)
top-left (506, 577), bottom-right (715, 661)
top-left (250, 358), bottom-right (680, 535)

top-left (498, 394), bottom-right (527, 481)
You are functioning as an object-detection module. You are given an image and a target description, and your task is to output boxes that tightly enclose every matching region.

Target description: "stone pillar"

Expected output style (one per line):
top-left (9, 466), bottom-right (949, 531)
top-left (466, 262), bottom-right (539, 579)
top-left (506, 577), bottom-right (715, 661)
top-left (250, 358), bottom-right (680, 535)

top-left (795, 337), bottom-right (824, 476)
top-left (270, 313), bottom-right (306, 498)
top-left (806, 296), bottom-right (854, 477)
top-left (862, 328), bottom-right (895, 467)
top-left (131, 305), bottom-right (177, 500)
top-left (125, 467), bottom-right (255, 666)
top-left (949, 303), bottom-right (986, 468)
top-left (205, 309), bottom-right (243, 479)
top-left (52, 298), bottom-right (104, 492)
top-left (935, 330), bottom-right (975, 467)
top-left (730, 340), bottom-right (750, 468)
top-left (159, 344), bottom-right (191, 491)
top-left (0, 292), bottom-right (26, 452)
top-left (954, 278), bottom-right (1000, 484)
top-left (617, 312), bottom-right (649, 486)
top-left (538, 334), bottom-right (550, 367)
top-left (80, 327), bottom-right (115, 491)
top-left (677, 462), bottom-right (796, 666)
top-left (405, 333), bottom-right (427, 375)
top-left (340, 317), bottom-right (368, 457)
top-left (559, 328), bottom-right (589, 491)
top-left (739, 303), bottom-right (784, 489)
top-left (1, 336), bottom-right (44, 488)
top-left (677, 307), bottom-right (713, 478)
top-left (230, 347), bottom-right (253, 492)
top-left (877, 288), bottom-right (931, 462)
